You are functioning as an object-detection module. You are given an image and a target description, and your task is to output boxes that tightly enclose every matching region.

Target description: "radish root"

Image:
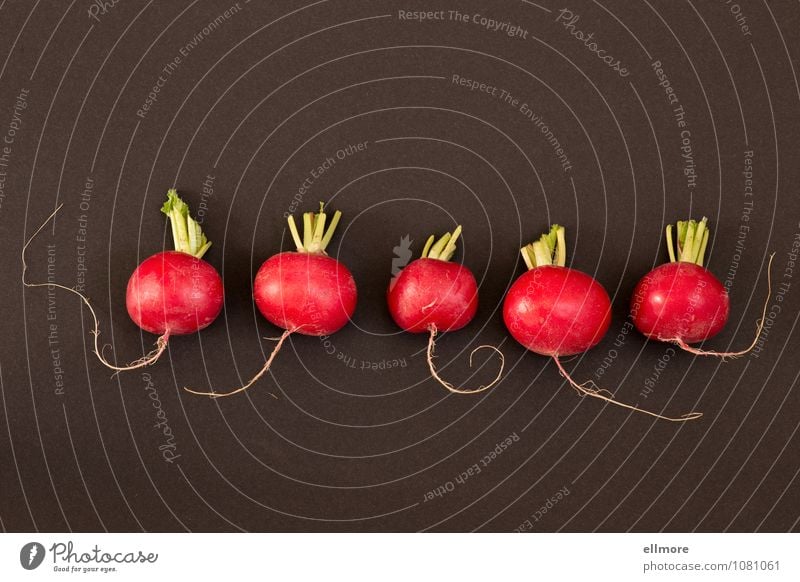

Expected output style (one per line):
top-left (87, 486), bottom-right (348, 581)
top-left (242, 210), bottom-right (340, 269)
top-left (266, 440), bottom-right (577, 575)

top-left (426, 324), bottom-right (505, 394)
top-left (22, 204), bottom-right (170, 372)
top-left (666, 252), bottom-right (775, 359)
top-left (184, 329), bottom-right (293, 398)
top-left (553, 356), bottom-right (702, 422)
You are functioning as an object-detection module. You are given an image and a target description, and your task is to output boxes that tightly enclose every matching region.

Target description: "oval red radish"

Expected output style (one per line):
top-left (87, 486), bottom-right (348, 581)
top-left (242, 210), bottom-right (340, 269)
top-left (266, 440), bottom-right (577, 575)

top-left (503, 266), bottom-right (611, 356)
top-left (23, 189), bottom-right (224, 371)
top-left (631, 217), bottom-right (773, 357)
top-left (387, 226), bottom-right (503, 394)
top-left (187, 203), bottom-right (356, 398)
top-left (503, 225), bottom-right (701, 422)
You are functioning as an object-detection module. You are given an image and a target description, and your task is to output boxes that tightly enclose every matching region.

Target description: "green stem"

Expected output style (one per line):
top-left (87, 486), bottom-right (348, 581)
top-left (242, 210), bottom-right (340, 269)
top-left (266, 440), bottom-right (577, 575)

top-left (555, 227), bottom-right (566, 267)
top-left (697, 228), bottom-right (709, 267)
top-left (302, 212), bottom-right (313, 249)
top-left (520, 224), bottom-right (566, 269)
top-left (421, 235), bottom-right (435, 259)
top-left (319, 210), bottom-right (342, 250)
top-left (287, 215), bottom-right (304, 251)
top-left (666, 224), bottom-right (676, 262)
top-left (289, 202), bottom-right (343, 254)
top-left (160, 189), bottom-right (211, 259)
top-left (532, 241), bottom-right (552, 266)
top-left (421, 226), bottom-right (463, 261)
top-left (520, 246), bottom-right (534, 270)
top-left (665, 217), bottom-right (709, 265)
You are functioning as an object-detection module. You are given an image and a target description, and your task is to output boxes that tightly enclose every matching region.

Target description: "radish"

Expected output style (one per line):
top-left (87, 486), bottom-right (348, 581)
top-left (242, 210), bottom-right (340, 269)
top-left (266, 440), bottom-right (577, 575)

top-left (503, 225), bottom-right (701, 422)
top-left (387, 226), bottom-right (504, 394)
top-left (631, 217), bottom-right (774, 357)
top-left (186, 203), bottom-right (357, 398)
top-left (22, 189), bottom-right (224, 370)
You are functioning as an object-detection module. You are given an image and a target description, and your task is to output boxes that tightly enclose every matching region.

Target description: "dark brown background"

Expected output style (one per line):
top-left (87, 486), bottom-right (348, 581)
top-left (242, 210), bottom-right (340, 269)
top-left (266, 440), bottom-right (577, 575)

top-left (0, 0), bottom-right (798, 532)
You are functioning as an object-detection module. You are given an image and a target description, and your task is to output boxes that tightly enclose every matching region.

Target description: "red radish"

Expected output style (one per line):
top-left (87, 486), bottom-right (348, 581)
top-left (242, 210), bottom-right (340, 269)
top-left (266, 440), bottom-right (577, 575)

top-left (126, 251), bottom-right (222, 336)
top-left (631, 217), bottom-right (774, 357)
top-left (387, 226), bottom-right (504, 394)
top-left (186, 203), bottom-right (357, 398)
top-left (23, 189), bottom-right (223, 371)
top-left (503, 225), bottom-right (701, 422)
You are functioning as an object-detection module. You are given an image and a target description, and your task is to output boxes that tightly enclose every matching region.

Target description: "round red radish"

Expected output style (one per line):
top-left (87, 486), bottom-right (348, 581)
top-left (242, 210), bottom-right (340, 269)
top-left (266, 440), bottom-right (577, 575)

top-left (631, 261), bottom-right (728, 343)
top-left (387, 257), bottom-right (477, 333)
top-left (254, 251), bottom-right (356, 336)
top-left (385, 226), bottom-right (503, 395)
top-left (126, 250), bottom-right (224, 335)
top-left (503, 265), bottom-right (611, 356)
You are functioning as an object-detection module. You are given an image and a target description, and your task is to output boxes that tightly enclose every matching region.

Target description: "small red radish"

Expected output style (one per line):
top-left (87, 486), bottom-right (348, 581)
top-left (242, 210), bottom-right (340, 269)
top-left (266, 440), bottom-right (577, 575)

top-left (23, 189), bottom-right (224, 371)
top-left (503, 225), bottom-right (701, 422)
top-left (631, 217), bottom-right (774, 357)
top-left (186, 203), bottom-right (356, 398)
top-left (387, 226), bottom-right (503, 394)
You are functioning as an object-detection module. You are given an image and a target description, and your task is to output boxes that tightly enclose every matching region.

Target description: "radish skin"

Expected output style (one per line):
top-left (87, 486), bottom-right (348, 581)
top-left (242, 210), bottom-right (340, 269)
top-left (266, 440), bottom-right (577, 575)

top-left (504, 265), bottom-right (610, 356)
top-left (126, 251), bottom-right (223, 335)
top-left (388, 258), bottom-right (477, 334)
top-left (254, 251), bottom-right (356, 336)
